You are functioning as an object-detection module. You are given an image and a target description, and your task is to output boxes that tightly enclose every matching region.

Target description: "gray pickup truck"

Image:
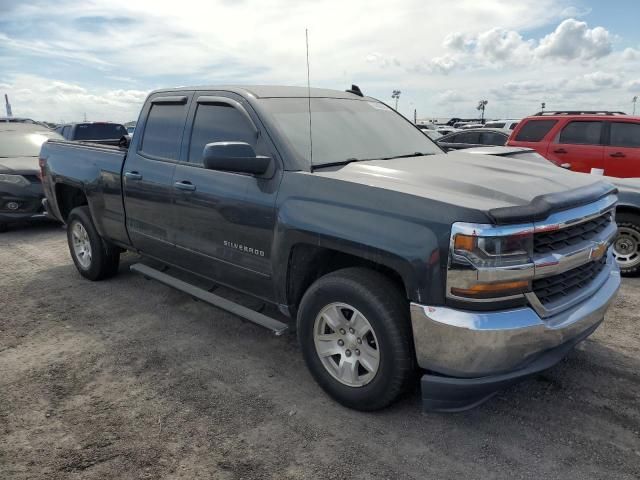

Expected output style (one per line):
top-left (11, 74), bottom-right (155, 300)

top-left (39, 85), bottom-right (621, 412)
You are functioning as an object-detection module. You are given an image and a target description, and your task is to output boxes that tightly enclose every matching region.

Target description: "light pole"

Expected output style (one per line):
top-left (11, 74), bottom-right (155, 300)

top-left (477, 100), bottom-right (488, 123)
top-left (391, 90), bottom-right (401, 110)
top-left (541, 102), bottom-right (546, 113)
top-left (633, 96), bottom-right (638, 115)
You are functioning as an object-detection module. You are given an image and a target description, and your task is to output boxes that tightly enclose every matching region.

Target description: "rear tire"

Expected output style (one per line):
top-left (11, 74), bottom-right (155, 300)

top-left (614, 212), bottom-right (640, 277)
top-left (297, 268), bottom-right (415, 411)
top-left (66, 206), bottom-right (120, 280)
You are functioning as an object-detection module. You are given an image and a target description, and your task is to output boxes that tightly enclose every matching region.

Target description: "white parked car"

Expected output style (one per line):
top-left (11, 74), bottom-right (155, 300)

top-left (483, 119), bottom-right (520, 130)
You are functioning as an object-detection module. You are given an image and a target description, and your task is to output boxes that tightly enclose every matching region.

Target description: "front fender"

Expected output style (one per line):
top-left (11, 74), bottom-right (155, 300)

top-left (271, 197), bottom-right (445, 306)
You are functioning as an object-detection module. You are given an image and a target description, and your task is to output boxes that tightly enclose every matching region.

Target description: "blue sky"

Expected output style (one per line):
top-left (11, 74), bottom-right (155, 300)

top-left (1, 0), bottom-right (639, 123)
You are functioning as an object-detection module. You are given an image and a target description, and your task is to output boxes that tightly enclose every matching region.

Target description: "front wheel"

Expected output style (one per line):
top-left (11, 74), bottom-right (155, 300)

top-left (297, 268), bottom-right (415, 411)
top-left (67, 206), bottom-right (120, 280)
top-left (613, 212), bottom-right (640, 276)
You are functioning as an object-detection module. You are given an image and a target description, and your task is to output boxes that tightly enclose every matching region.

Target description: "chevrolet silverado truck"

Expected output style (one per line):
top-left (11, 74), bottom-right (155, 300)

top-left (39, 85), bottom-right (621, 412)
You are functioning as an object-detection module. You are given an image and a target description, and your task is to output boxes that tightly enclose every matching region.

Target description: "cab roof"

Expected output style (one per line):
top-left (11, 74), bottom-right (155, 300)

top-left (149, 85), bottom-right (372, 100)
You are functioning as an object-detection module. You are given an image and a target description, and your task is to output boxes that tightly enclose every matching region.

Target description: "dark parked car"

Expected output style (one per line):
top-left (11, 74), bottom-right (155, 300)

top-left (54, 122), bottom-right (128, 145)
top-left (463, 146), bottom-right (640, 276)
top-left (436, 128), bottom-right (510, 151)
top-left (0, 123), bottom-right (63, 231)
top-left (40, 85), bottom-right (620, 412)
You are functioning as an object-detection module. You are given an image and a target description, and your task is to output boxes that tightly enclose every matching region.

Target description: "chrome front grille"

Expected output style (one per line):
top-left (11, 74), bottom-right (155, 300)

top-left (534, 212), bottom-right (613, 254)
top-left (533, 256), bottom-right (607, 306)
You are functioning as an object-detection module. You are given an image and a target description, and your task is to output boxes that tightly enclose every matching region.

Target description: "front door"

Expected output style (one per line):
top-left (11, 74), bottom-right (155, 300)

top-left (604, 121), bottom-right (640, 177)
top-left (170, 92), bottom-right (282, 301)
top-left (546, 120), bottom-right (605, 173)
top-left (123, 93), bottom-right (191, 259)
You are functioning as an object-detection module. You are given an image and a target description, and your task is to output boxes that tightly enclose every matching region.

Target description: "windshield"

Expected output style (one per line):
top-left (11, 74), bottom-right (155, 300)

top-left (0, 130), bottom-right (54, 157)
top-left (74, 123), bottom-right (127, 140)
top-left (260, 98), bottom-right (441, 166)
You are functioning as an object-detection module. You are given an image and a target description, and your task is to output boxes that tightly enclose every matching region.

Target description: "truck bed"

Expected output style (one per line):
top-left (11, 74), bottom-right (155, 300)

top-left (40, 139), bottom-right (130, 246)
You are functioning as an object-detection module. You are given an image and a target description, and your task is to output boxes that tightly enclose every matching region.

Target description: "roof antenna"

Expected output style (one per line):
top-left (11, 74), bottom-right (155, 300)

top-left (306, 28), bottom-right (313, 168)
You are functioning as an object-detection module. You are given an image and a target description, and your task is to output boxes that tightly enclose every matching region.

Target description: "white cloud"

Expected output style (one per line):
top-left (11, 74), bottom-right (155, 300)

top-left (623, 48), bottom-right (640, 61)
top-left (535, 19), bottom-right (612, 60)
top-left (475, 29), bottom-right (533, 64)
top-left (2, 74), bottom-right (147, 123)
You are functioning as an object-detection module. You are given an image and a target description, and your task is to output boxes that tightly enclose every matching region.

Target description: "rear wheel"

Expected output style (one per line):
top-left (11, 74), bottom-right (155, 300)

top-left (297, 268), bottom-right (415, 411)
top-left (67, 206), bottom-right (120, 280)
top-left (613, 212), bottom-right (640, 277)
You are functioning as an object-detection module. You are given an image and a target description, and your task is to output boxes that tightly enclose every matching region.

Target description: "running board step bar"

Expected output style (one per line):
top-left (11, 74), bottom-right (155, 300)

top-left (130, 263), bottom-right (289, 336)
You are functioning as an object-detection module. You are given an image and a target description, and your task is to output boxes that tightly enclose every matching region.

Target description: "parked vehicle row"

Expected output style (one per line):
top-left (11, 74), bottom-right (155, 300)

top-left (39, 84), bottom-right (621, 413)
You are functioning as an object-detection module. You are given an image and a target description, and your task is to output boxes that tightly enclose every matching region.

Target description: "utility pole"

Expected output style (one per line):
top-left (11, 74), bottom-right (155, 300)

top-left (4, 94), bottom-right (12, 118)
top-left (391, 90), bottom-right (401, 110)
top-left (477, 100), bottom-right (488, 123)
top-left (633, 96), bottom-right (638, 115)
top-left (414, 109), bottom-right (417, 124)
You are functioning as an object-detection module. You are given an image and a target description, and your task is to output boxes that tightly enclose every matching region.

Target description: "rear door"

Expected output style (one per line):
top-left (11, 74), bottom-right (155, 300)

top-left (122, 92), bottom-right (192, 259)
top-left (170, 92), bottom-right (282, 300)
top-left (604, 121), bottom-right (640, 177)
top-left (546, 120), bottom-right (605, 173)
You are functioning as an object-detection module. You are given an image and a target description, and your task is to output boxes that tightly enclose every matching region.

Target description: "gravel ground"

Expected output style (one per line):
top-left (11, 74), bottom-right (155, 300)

top-left (1, 223), bottom-right (639, 480)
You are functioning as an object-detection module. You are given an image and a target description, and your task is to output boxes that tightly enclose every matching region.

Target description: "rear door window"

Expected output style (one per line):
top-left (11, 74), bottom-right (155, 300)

top-left (141, 103), bottom-right (188, 160)
top-left (559, 121), bottom-right (603, 145)
top-left (480, 132), bottom-right (507, 146)
top-left (610, 122), bottom-right (640, 148)
top-left (514, 120), bottom-right (557, 142)
top-left (453, 132), bottom-right (481, 144)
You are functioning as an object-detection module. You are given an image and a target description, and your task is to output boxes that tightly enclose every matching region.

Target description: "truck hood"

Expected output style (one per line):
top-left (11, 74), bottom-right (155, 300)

top-left (0, 156), bottom-right (39, 174)
top-left (312, 152), bottom-right (615, 223)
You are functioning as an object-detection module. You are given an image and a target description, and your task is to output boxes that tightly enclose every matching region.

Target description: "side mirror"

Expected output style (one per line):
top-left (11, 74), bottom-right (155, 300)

top-left (119, 134), bottom-right (131, 148)
top-left (202, 142), bottom-right (272, 175)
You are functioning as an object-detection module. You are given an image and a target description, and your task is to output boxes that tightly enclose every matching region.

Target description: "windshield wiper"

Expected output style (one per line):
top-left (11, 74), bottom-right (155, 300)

top-left (379, 152), bottom-right (432, 160)
top-left (312, 158), bottom-right (366, 170)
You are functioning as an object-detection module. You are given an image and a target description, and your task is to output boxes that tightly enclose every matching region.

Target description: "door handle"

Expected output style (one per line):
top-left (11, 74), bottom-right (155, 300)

top-left (553, 148), bottom-right (568, 154)
top-left (125, 171), bottom-right (142, 180)
top-left (610, 152), bottom-right (626, 158)
top-left (174, 181), bottom-right (196, 191)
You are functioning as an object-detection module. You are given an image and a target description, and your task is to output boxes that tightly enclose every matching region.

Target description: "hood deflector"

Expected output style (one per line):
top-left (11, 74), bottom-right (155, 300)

top-left (488, 182), bottom-right (617, 225)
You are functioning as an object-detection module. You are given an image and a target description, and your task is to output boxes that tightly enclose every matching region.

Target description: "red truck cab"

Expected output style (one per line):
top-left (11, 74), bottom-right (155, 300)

top-left (507, 111), bottom-right (640, 178)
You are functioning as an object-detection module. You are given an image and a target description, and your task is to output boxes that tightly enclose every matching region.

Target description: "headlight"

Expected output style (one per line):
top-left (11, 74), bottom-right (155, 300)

top-left (0, 174), bottom-right (30, 187)
top-left (448, 222), bottom-right (534, 301)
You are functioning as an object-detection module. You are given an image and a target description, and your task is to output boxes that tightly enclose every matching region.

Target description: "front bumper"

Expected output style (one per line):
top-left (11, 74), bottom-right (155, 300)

top-left (0, 181), bottom-right (47, 225)
top-left (410, 260), bottom-right (620, 411)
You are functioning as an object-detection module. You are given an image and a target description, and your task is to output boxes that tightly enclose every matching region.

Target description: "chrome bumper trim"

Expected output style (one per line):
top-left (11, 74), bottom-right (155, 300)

top-left (410, 262), bottom-right (620, 377)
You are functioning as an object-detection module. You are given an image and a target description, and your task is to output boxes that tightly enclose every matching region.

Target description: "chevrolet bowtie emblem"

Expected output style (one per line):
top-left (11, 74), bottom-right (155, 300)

top-left (590, 242), bottom-right (608, 261)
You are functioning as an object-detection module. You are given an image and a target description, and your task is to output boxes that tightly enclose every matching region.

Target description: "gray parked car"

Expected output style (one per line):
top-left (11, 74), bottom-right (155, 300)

top-left (463, 146), bottom-right (640, 276)
top-left (0, 123), bottom-right (63, 231)
top-left (436, 128), bottom-right (511, 151)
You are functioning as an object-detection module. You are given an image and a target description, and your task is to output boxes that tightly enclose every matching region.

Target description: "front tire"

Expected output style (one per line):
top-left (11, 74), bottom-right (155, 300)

top-left (297, 268), bottom-right (415, 411)
top-left (67, 206), bottom-right (120, 280)
top-left (613, 212), bottom-right (640, 277)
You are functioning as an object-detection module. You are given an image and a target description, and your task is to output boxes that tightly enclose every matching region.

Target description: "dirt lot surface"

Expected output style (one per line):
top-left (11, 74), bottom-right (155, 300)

top-left (1, 224), bottom-right (639, 480)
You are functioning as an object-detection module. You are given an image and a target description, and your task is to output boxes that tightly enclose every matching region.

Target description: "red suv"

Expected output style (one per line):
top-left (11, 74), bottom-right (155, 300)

top-left (507, 111), bottom-right (640, 178)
